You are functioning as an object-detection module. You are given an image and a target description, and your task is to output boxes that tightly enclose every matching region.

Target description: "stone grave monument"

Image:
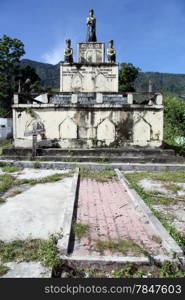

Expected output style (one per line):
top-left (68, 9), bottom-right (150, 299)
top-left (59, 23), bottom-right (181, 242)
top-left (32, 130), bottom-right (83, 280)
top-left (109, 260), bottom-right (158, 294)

top-left (11, 10), bottom-right (164, 150)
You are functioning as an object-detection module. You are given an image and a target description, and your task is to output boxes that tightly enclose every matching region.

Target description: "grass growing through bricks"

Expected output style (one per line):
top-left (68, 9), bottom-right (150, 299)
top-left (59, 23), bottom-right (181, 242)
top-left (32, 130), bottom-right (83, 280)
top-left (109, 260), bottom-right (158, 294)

top-left (95, 240), bottom-right (149, 256)
top-left (80, 168), bottom-right (116, 182)
top-left (151, 235), bottom-right (162, 245)
top-left (124, 172), bottom-right (185, 252)
top-left (1, 166), bottom-right (21, 173)
top-left (0, 235), bottom-right (60, 267)
top-left (72, 223), bottom-right (89, 239)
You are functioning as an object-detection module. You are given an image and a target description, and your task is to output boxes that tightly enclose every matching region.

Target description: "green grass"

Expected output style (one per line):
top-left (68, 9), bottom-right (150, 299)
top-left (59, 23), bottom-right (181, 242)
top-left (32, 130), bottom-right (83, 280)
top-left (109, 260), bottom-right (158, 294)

top-left (147, 195), bottom-right (178, 205)
top-left (0, 264), bottom-right (9, 276)
top-left (0, 139), bottom-right (12, 155)
top-left (0, 174), bottom-right (14, 195)
top-left (0, 235), bottom-right (60, 267)
top-left (80, 168), bottom-right (116, 182)
top-left (125, 170), bottom-right (185, 183)
top-left (33, 160), bottom-right (41, 169)
top-left (72, 223), bottom-right (89, 239)
top-left (164, 183), bottom-right (181, 193)
top-left (0, 197), bottom-right (5, 204)
top-left (15, 171), bottom-right (73, 186)
top-left (1, 166), bottom-right (21, 173)
top-left (111, 262), bottom-right (185, 278)
top-left (95, 240), bottom-right (148, 255)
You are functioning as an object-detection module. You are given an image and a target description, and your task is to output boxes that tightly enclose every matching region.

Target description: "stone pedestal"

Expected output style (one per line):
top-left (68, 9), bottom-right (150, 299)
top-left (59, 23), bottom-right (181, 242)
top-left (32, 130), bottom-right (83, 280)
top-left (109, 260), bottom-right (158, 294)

top-left (60, 63), bottom-right (118, 93)
top-left (78, 42), bottom-right (105, 63)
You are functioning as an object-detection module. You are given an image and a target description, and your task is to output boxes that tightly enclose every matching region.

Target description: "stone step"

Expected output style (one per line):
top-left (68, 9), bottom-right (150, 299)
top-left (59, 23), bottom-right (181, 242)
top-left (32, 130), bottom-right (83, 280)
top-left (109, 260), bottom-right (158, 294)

top-left (1, 155), bottom-right (184, 163)
top-left (2, 147), bottom-right (175, 157)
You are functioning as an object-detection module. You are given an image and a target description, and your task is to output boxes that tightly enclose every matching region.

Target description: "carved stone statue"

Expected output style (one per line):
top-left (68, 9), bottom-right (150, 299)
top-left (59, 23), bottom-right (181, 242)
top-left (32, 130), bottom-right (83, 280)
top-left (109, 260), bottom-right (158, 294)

top-left (107, 40), bottom-right (116, 63)
top-left (64, 39), bottom-right (73, 63)
top-left (86, 9), bottom-right (97, 42)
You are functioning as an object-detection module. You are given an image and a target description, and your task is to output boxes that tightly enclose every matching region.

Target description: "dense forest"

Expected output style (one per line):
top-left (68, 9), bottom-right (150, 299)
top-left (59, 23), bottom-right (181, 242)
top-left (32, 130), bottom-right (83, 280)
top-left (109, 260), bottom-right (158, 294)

top-left (20, 59), bottom-right (185, 96)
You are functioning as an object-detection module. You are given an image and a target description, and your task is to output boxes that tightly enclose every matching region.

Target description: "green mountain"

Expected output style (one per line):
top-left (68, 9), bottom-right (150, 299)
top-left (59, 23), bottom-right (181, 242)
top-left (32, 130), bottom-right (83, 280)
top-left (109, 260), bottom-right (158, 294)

top-left (19, 59), bottom-right (60, 87)
top-left (20, 59), bottom-right (185, 95)
top-left (135, 72), bottom-right (185, 95)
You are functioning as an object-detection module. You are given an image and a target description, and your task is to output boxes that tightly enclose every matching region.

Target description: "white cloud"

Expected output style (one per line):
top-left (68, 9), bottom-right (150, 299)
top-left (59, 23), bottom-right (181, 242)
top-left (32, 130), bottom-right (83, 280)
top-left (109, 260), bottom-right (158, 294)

top-left (42, 42), bottom-right (65, 64)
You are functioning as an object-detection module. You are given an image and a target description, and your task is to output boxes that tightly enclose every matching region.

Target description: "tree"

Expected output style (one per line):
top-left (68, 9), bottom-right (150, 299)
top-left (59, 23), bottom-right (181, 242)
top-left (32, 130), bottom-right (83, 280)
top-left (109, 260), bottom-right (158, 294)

top-left (15, 65), bottom-right (41, 92)
top-left (119, 63), bottom-right (140, 92)
top-left (0, 35), bottom-right (25, 115)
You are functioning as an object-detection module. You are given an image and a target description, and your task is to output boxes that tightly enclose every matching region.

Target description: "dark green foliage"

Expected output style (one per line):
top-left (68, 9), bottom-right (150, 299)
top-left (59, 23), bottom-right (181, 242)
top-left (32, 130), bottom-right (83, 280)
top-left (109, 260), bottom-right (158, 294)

top-left (163, 95), bottom-right (185, 156)
top-left (119, 63), bottom-right (140, 92)
top-left (0, 35), bottom-right (25, 116)
top-left (19, 59), bottom-right (60, 88)
top-left (134, 71), bottom-right (185, 95)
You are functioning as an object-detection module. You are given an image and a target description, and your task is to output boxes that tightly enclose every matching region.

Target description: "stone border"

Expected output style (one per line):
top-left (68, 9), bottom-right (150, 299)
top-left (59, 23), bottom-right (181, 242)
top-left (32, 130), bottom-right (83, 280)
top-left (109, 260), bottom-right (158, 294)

top-left (115, 168), bottom-right (184, 257)
top-left (59, 255), bottom-right (182, 270)
top-left (0, 159), bottom-right (185, 171)
top-left (57, 167), bottom-right (79, 255)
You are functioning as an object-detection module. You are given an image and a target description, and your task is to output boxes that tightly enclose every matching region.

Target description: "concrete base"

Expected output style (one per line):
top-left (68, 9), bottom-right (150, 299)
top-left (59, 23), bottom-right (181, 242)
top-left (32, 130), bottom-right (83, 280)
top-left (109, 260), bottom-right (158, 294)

top-left (2, 147), bottom-right (184, 164)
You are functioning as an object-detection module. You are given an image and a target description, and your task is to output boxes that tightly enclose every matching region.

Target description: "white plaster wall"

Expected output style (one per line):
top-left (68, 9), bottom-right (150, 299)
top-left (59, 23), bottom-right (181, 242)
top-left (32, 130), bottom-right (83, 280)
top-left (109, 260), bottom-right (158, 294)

top-left (13, 106), bottom-right (163, 148)
top-left (133, 110), bottom-right (163, 145)
top-left (0, 118), bottom-right (13, 140)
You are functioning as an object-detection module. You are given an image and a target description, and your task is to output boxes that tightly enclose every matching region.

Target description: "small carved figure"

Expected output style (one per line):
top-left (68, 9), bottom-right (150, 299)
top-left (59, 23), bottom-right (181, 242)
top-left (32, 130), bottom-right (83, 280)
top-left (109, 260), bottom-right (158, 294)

top-left (86, 9), bottom-right (97, 42)
top-left (107, 40), bottom-right (116, 63)
top-left (64, 39), bottom-right (73, 63)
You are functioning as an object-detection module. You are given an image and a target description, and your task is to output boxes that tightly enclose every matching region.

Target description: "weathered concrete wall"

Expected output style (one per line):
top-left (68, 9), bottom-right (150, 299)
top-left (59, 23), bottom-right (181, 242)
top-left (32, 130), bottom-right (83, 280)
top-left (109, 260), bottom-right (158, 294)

top-left (0, 118), bottom-right (13, 140)
top-left (12, 103), bottom-right (163, 148)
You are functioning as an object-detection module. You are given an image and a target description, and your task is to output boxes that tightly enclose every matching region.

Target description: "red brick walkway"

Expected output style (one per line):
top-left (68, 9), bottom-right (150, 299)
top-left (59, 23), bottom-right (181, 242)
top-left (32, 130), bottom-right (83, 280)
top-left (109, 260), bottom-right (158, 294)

top-left (71, 178), bottom-right (166, 257)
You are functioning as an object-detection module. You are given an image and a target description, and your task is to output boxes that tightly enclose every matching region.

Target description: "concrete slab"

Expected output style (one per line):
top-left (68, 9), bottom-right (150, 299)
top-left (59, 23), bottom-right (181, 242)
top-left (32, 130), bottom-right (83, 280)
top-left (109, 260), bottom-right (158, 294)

top-left (0, 177), bottom-right (73, 242)
top-left (139, 178), bottom-right (168, 194)
top-left (153, 204), bottom-right (185, 233)
top-left (2, 262), bottom-right (51, 278)
top-left (12, 168), bottom-right (70, 180)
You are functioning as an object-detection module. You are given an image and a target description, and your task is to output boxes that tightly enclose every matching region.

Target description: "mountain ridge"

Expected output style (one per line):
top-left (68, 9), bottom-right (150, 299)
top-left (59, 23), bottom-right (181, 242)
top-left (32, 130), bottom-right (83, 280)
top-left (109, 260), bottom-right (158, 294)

top-left (19, 59), bottom-right (185, 95)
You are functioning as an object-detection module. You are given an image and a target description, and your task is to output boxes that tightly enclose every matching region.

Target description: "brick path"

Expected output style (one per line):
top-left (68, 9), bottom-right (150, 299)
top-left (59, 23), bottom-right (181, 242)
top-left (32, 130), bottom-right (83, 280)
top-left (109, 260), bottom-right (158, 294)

top-left (70, 178), bottom-right (166, 257)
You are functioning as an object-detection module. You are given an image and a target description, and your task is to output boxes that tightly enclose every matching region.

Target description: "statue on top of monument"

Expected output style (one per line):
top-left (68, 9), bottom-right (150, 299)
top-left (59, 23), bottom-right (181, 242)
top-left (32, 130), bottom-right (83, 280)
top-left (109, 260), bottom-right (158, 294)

top-left (107, 40), bottom-right (116, 63)
top-left (64, 39), bottom-right (73, 64)
top-left (86, 9), bottom-right (97, 42)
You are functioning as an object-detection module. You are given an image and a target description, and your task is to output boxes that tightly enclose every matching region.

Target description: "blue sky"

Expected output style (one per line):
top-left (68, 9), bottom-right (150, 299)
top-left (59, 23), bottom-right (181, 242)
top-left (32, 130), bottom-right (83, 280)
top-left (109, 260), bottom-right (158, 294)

top-left (1, 0), bottom-right (185, 73)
